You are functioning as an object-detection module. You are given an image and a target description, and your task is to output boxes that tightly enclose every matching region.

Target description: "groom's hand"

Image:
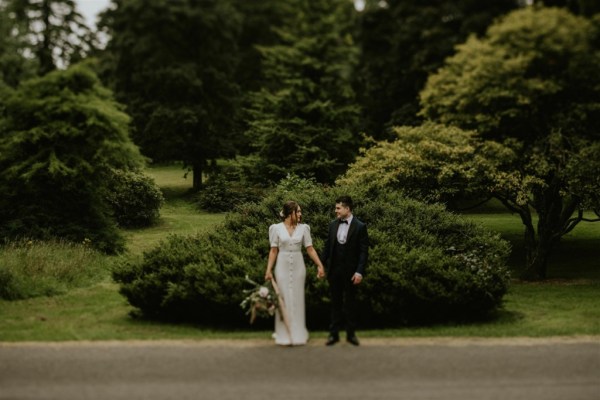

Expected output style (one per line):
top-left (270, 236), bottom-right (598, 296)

top-left (351, 273), bottom-right (362, 285)
top-left (317, 266), bottom-right (325, 279)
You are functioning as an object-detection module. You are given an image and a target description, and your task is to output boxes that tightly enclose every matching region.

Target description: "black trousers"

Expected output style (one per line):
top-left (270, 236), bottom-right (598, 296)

top-left (328, 266), bottom-right (358, 337)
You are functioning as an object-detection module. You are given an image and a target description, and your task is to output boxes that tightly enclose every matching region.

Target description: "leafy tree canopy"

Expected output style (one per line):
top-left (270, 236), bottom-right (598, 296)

top-left (0, 2), bottom-right (37, 87)
top-left (420, 6), bottom-right (600, 142)
top-left (370, 6), bottom-right (600, 280)
top-left (355, 0), bottom-right (517, 139)
top-left (338, 123), bottom-right (511, 205)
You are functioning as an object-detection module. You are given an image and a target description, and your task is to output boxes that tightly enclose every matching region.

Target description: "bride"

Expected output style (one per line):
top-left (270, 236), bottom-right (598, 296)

top-left (264, 200), bottom-right (325, 346)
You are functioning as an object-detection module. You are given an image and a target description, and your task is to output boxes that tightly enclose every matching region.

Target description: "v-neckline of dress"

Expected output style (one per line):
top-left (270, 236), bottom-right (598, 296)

top-left (283, 222), bottom-right (297, 239)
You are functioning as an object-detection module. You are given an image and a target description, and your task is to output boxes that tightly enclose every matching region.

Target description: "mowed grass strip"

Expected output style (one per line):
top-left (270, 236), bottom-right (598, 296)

top-left (0, 280), bottom-right (598, 341)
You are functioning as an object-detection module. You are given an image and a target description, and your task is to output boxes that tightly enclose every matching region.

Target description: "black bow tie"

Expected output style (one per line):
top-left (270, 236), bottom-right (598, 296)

top-left (339, 220), bottom-right (348, 224)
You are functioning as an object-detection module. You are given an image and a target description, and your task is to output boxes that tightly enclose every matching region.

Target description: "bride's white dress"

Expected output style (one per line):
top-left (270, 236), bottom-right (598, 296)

top-left (269, 222), bottom-right (312, 345)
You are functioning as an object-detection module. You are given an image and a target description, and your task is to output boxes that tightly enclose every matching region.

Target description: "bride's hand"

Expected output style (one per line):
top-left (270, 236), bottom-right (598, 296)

top-left (265, 271), bottom-right (273, 281)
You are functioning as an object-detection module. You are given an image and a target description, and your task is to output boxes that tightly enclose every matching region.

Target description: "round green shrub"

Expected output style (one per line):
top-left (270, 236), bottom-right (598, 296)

top-left (357, 191), bottom-right (511, 324)
top-left (194, 174), bottom-right (263, 213)
top-left (114, 177), bottom-right (511, 326)
top-left (106, 169), bottom-right (164, 228)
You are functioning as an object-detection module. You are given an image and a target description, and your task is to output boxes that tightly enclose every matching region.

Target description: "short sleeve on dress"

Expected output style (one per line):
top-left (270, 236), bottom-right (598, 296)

top-left (302, 224), bottom-right (313, 248)
top-left (269, 224), bottom-right (279, 248)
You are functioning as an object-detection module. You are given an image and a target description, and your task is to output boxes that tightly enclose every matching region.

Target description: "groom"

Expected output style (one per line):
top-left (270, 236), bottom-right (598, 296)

top-left (321, 196), bottom-right (369, 346)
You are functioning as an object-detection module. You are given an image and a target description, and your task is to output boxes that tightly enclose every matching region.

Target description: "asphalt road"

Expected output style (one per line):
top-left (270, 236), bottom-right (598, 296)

top-left (1, 338), bottom-right (598, 400)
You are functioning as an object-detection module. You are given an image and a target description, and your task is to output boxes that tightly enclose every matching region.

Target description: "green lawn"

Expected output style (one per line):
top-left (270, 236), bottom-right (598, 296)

top-left (465, 212), bottom-right (600, 279)
top-left (123, 164), bottom-right (226, 255)
top-left (0, 165), bottom-right (598, 341)
top-left (1, 280), bottom-right (597, 341)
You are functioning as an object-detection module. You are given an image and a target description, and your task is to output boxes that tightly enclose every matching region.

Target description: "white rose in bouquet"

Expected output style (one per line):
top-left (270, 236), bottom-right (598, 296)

top-left (259, 286), bottom-right (270, 298)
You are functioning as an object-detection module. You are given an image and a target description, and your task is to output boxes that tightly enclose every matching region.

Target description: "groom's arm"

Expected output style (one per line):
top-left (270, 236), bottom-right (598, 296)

top-left (320, 222), bottom-right (333, 266)
top-left (356, 223), bottom-right (369, 276)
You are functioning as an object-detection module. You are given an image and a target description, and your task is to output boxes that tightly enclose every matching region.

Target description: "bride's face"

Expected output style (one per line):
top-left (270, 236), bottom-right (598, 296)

top-left (294, 207), bottom-right (302, 224)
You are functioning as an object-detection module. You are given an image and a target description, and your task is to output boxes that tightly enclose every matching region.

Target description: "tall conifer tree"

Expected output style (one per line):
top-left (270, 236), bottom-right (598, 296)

top-left (101, 0), bottom-right (241, 190)
top-left (5, 0), bottom-right (95, 75)
top-left (245, 0), bottom-right (360, 183)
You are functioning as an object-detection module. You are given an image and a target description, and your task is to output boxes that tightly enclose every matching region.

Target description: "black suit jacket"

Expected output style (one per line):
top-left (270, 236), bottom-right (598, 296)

top-left (321, 217), bottom-right (369, 277)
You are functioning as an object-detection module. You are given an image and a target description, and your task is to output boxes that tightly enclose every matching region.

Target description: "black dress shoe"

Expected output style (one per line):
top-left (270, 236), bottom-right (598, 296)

top-left (346, 335), bottom-right (360, 346)
top-left (326, 335), bottom-right (340, 346)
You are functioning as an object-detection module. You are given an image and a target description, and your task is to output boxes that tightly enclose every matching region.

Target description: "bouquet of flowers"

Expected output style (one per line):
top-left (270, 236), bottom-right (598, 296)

top-left (240, 276), bottom-right (280, 324)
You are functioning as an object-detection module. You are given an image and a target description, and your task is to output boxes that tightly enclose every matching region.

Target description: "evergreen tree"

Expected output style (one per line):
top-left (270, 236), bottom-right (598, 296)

top-left (101, 0), bottom-right (241, 190)
top-left (245, 0), bottom-right (361, 183)
top-left (4, 0), bottom-right (95, 75)
top-left (232, 0), bottom-right (293, 94)
top-left (230, 0), bottom-right (293, 153)
top-left (0, 2), bottom-right (37, 87)
top-left (0, 62), bottom-right (144, 253)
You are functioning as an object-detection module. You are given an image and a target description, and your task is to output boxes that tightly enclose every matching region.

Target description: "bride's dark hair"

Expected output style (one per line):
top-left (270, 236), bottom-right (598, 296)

top-left (280, 201), bottom-right (299, 222)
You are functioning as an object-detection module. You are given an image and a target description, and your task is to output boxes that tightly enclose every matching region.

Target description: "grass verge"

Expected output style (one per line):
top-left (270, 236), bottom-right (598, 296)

top-left (0, 280), bottom-right (598, 341)
top-left (0, 240), bottom-right (113, 300)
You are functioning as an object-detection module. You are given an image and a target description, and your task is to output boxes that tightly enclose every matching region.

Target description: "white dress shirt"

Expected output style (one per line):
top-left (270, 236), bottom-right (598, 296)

top-left (336, 214), bottom-right (362, 279)
top-left (337, 214), bottom-right (353, 244)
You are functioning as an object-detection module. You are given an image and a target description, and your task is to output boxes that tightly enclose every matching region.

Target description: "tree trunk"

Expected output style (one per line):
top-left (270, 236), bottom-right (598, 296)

top-left (498, 195), bottom-right (560, 281)
top-left (521, 234), bottom-right (552, 280)
top-left (192, 162), bottom-right (203, 191)
top-left (38, 0), bottom-right (55, 75)
top-left (520, 188), bottom-right (563, 280)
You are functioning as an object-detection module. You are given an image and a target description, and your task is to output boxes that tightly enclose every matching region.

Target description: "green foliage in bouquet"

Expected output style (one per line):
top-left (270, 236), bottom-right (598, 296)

top-left (114, 176), bottom-right (510, 326)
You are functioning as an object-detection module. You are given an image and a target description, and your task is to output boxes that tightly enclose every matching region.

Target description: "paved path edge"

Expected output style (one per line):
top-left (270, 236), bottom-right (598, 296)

top-left (1, 335), bottom-right (598, 348)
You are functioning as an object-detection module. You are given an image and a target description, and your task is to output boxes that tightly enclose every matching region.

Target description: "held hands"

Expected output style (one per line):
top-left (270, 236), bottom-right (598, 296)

top-left (317, 265), bottom-right (325, 279)
top-left (351, 273), bottom-right (362, 285)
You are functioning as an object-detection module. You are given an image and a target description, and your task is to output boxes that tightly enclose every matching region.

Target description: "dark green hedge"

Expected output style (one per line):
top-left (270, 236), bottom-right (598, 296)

top-left (113, 176), bottom-right (510, 327)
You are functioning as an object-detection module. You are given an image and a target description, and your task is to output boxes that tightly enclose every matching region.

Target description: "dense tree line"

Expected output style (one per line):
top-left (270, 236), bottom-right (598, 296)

top-left (4, 0), bottom-right (594, 186)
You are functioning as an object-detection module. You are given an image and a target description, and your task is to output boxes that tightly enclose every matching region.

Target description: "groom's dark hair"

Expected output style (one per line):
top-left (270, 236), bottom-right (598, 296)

top-left (336, 195), bottom-right (353, 211)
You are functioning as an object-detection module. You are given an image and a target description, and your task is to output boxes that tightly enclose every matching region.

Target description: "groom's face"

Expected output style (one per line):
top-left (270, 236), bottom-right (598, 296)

top-left (335, 203), bottom-right (351, 220)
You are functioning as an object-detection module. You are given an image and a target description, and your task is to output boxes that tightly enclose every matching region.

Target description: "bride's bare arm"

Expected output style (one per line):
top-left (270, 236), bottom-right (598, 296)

top-left (306, 246), bottom-right (325, 278)
top-left (265, 247), bottom-right (278, 281)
